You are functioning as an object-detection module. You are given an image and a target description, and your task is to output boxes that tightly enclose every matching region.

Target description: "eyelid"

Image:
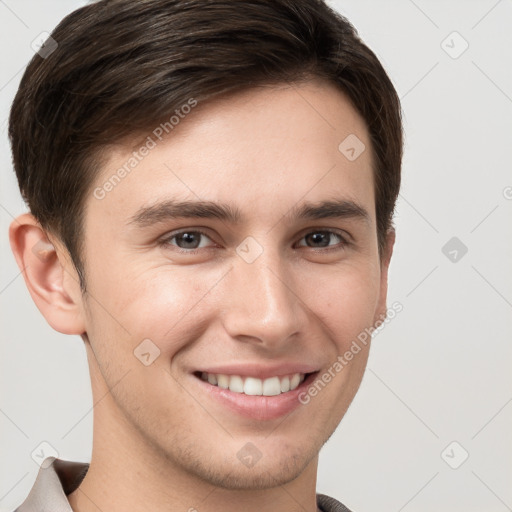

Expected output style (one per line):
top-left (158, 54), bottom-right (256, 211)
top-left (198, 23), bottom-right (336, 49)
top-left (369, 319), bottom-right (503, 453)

top-left (295, 226), bottom-right (352, 243)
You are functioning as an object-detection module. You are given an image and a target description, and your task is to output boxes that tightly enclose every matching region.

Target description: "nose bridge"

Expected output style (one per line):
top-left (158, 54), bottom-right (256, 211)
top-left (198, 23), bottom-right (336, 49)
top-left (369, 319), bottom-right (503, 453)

top-left (223, 240), bottom-right (302, 344)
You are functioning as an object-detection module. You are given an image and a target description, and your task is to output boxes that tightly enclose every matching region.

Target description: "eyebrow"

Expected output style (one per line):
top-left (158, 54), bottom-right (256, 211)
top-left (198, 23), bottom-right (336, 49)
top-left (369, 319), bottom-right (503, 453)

top-left (128, 198), bottom-right (370, 227)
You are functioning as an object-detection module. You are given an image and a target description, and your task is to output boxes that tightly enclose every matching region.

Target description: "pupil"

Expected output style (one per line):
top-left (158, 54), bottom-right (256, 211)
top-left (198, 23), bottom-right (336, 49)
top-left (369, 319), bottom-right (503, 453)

top-left (179, 232), bottom-right (198, 248)
top-left (309, 232), bottom-right (329, 247)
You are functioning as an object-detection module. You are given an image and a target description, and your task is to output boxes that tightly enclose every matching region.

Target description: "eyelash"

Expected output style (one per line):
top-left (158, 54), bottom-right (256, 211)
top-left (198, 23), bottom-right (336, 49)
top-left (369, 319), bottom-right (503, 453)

top-left (159, 228), bottom-right (350, 255)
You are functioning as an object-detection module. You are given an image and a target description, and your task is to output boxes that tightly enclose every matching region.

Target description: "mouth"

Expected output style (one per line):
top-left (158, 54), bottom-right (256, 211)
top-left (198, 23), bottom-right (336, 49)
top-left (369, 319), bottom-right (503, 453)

top-left (191, 370), bottom-right (320, 421)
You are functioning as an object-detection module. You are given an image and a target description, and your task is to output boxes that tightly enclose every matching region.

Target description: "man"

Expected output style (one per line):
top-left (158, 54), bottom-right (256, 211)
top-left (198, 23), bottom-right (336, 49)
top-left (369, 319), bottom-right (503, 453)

top-left (8, 1), bottom-right (402, 511)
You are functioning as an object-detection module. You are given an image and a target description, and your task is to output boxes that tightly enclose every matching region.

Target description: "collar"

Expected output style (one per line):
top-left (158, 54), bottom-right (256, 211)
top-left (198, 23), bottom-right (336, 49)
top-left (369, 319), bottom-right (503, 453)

top-left (14, 457), bottom-right (88, 512)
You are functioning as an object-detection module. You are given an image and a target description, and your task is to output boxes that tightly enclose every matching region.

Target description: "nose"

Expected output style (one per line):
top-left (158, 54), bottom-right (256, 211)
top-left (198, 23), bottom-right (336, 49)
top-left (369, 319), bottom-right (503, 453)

top-left (221, 244), bottom-right (306, 349)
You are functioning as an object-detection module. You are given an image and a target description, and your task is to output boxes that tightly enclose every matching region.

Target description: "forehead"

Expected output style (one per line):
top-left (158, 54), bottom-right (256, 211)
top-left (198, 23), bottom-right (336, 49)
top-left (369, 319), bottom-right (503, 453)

top-left (87, 79), bottom-right (375, 228)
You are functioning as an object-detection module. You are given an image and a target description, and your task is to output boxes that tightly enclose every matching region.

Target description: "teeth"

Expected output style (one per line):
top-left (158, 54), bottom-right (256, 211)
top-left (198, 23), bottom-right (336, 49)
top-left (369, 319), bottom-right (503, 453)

top-left (244, 376), bottom-right (263, 395)
top-left (217, 374), bottom-right (229, 389)
top-left (262, 376), bottom-right (281, 396)
top-left (290, 373), bottom-right (301, 390)
top-left (200, 372), bottom-right (306, 396)
top-left (229, 375), bottom-right (244, 393)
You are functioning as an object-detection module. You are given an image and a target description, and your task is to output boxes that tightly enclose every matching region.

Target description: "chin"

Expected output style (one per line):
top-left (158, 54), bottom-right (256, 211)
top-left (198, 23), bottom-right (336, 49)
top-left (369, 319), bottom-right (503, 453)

top-left (203, 457), bottom-right (308, 491)
top-left (189, 439), bottom-right (318, 491)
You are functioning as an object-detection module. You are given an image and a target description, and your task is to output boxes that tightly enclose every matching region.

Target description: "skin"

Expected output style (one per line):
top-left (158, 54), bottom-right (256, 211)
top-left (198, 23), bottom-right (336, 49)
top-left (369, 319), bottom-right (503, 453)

top-left (10, 78), bottom-right (394, 512)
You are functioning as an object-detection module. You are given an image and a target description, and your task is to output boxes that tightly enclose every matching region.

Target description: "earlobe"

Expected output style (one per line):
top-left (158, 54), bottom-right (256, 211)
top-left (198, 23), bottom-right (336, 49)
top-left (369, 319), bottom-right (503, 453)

top-left (9, 213), bottom-right (86, 335)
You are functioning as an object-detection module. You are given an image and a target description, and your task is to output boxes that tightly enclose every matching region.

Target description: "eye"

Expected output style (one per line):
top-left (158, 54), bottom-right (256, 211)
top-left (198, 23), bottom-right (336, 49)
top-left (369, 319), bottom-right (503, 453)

top-left (159, 228), bottom-right (350, 254)
top-left (160, 229), bottom-right (215, 253)
top-left (296, 230), bottom-right (349, 251)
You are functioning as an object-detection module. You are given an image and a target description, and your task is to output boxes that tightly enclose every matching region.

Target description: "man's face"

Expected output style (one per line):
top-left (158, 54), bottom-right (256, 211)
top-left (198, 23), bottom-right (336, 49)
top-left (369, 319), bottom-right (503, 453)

top-left (77, 79), bottom-right (392, 489)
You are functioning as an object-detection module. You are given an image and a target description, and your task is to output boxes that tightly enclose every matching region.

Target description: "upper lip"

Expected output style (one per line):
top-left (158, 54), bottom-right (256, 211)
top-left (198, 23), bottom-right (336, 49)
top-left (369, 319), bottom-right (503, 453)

top-left (194, 363), bottom-right (321, 380)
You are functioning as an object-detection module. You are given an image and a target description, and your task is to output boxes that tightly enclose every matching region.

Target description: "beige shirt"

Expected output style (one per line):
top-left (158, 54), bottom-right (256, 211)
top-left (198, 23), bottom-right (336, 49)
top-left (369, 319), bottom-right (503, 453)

top-left (12, 457), bottom-right (353, 512)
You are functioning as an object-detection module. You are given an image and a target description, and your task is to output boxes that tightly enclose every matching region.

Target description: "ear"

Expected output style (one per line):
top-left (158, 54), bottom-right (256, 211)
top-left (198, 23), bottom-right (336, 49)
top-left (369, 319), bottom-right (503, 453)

top-left (374, 227), bottom-right (396, 323)
top-left (9, 213), bottom-right (86, 335)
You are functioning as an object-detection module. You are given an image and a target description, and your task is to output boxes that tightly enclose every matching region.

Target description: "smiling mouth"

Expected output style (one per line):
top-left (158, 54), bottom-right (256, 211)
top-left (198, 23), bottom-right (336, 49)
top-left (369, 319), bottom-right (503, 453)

top-left (193, 371), bottom-right (317, 397)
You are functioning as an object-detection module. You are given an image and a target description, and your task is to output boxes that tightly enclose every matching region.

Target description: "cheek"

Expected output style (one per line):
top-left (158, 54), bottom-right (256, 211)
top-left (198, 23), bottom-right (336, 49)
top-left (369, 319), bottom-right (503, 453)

top-left (301, 262), bottom-right (381, 346)
top-left (86, 261), bottom-right (226, 357)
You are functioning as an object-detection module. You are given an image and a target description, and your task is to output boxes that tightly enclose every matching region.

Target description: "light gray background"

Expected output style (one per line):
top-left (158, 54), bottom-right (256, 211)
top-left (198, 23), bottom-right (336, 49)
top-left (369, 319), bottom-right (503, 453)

top-left (1, 1), bottom-right (511, 511)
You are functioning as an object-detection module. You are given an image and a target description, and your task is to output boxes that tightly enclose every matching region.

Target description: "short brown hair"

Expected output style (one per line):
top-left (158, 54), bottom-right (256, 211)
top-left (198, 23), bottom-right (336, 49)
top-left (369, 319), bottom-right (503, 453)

top-left (9, 0), bottom-right (403, 291)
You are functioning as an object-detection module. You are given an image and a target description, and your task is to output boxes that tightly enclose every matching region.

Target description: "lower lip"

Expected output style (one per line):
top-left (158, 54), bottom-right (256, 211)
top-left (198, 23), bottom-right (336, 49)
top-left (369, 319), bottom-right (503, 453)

top-left (191, 372), bottom-right (319, 421)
